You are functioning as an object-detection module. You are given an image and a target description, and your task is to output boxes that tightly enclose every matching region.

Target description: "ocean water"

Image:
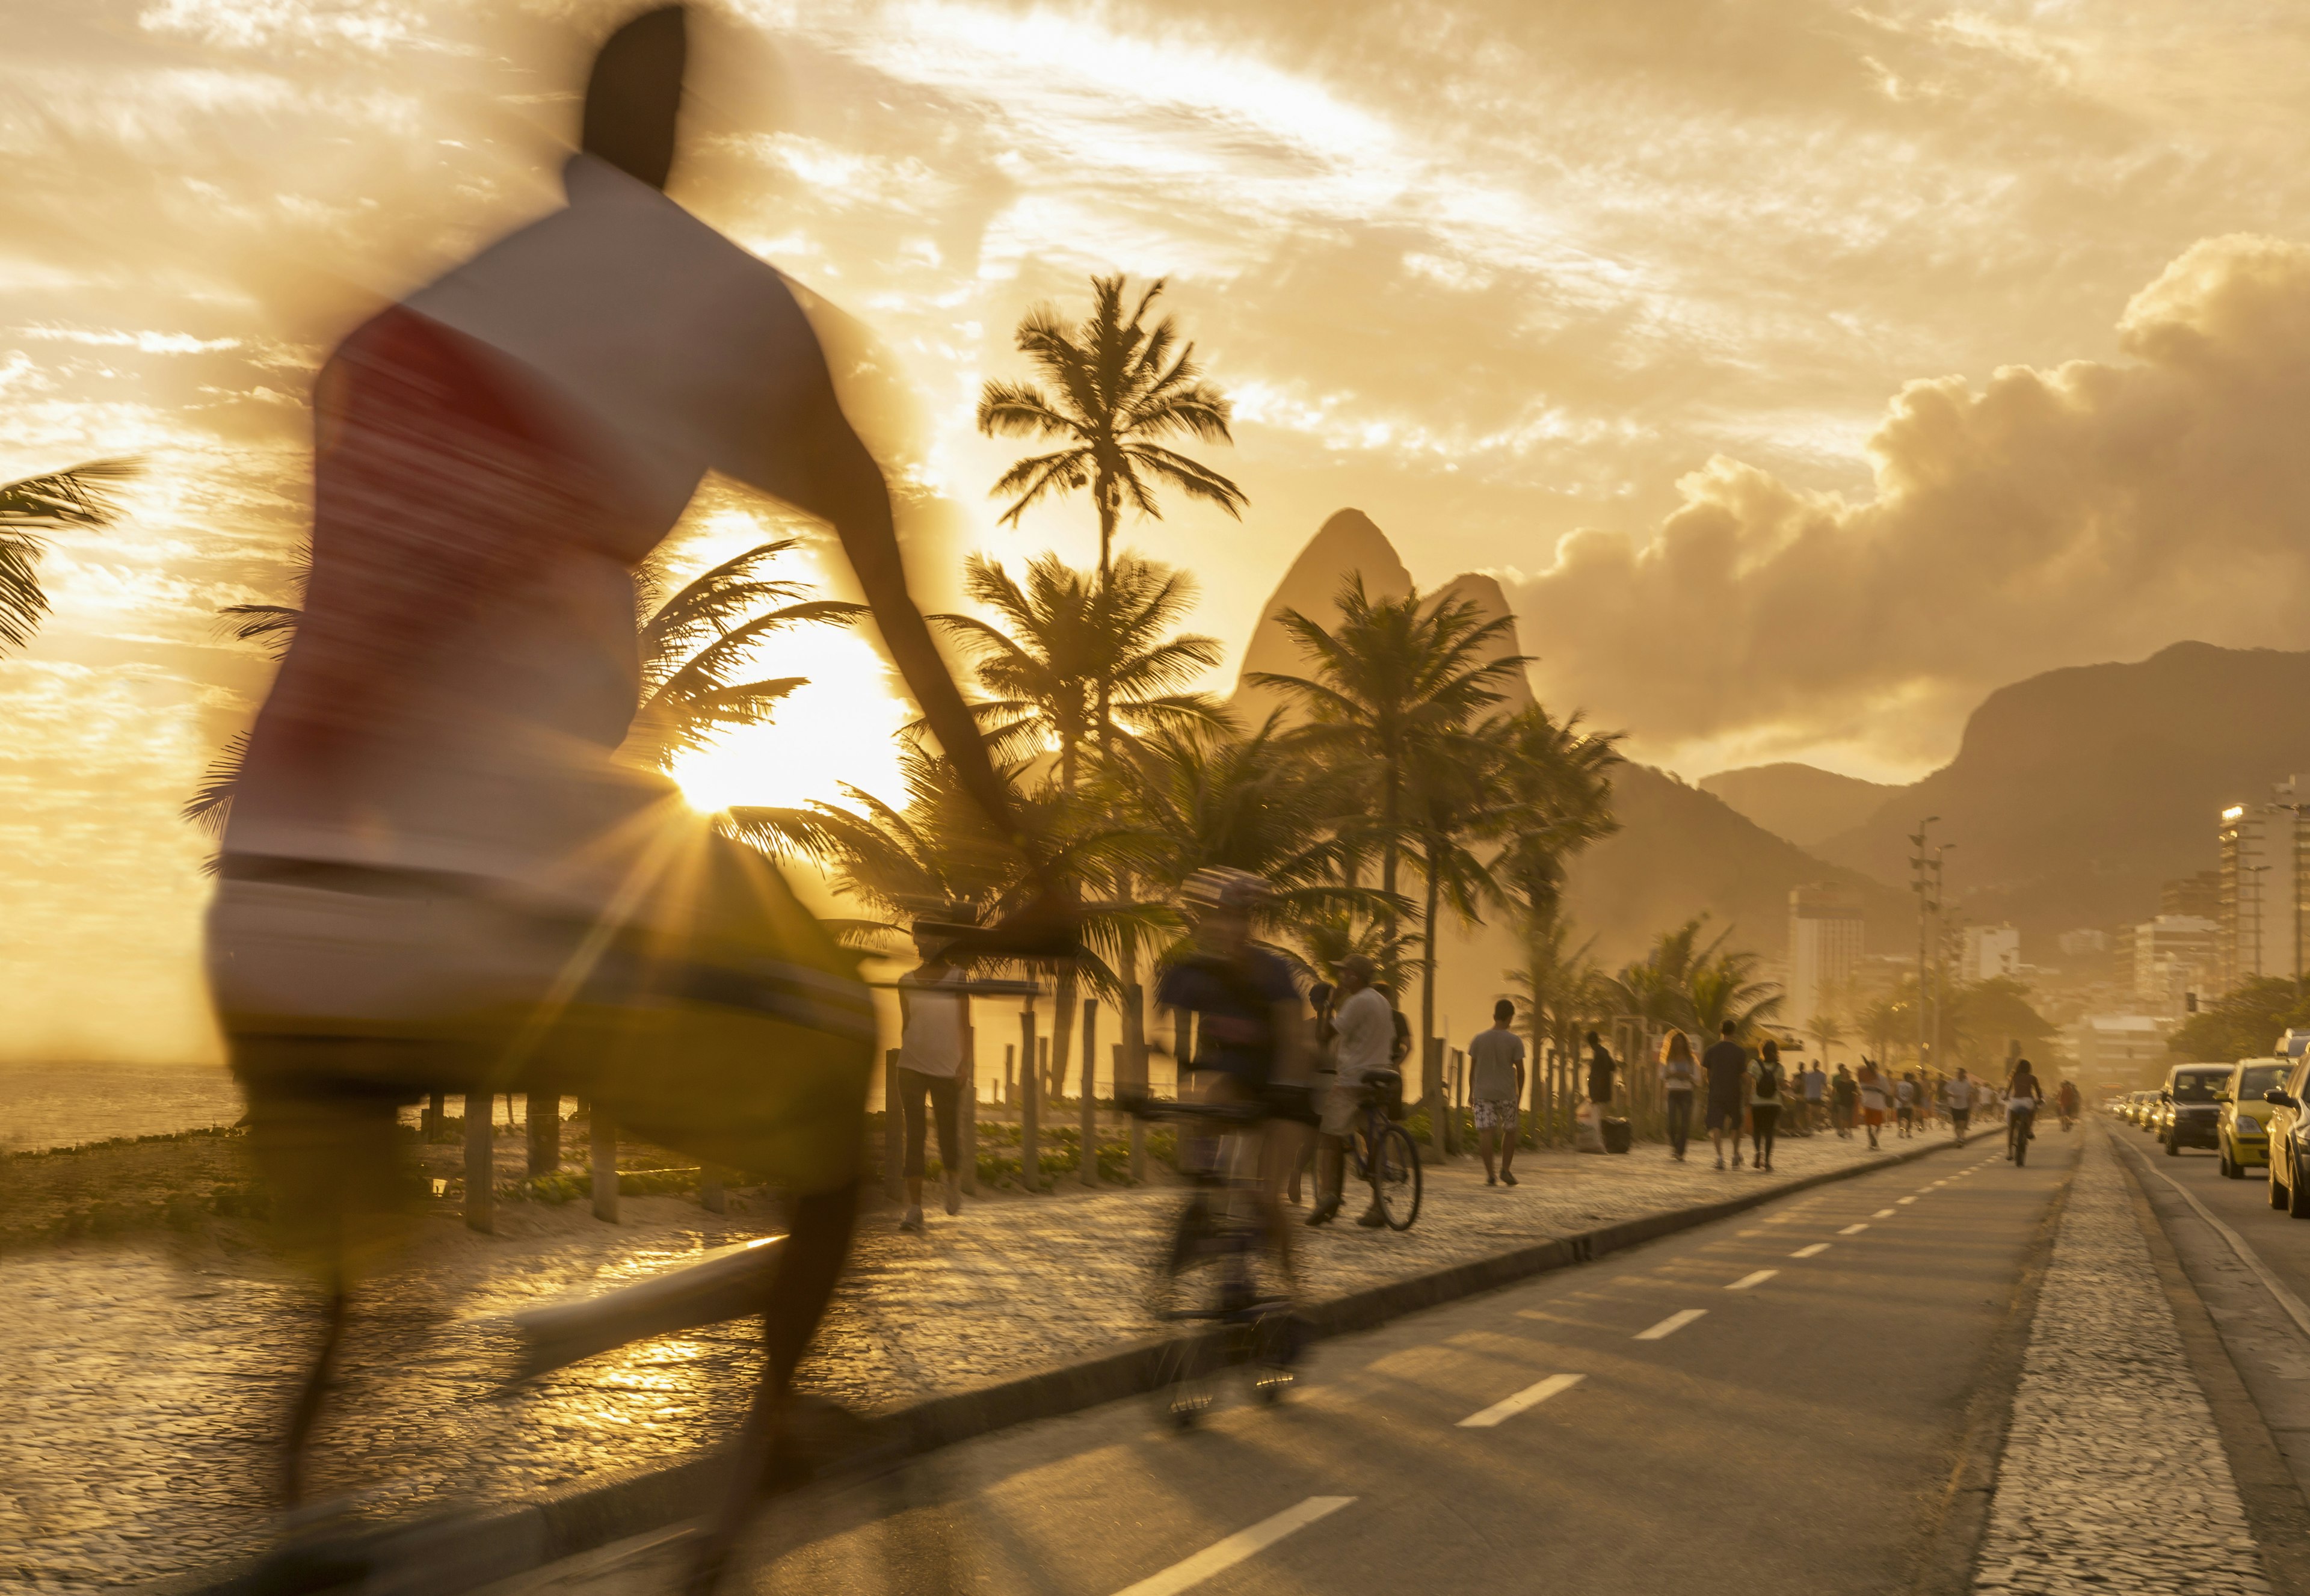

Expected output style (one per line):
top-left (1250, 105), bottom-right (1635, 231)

top-left (1, 1061), bottom-right (245, 1153)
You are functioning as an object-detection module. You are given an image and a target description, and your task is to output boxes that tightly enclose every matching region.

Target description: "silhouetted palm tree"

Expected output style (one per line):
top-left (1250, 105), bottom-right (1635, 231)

top-left (1249, 576), bottom-right (1527, 991)
top-left (976, 274), bottom-right (1246, 584)
top-left (0, 460), bottom-right (138, 652)
top-left (623, 538), bottom-right (865, 771)
top-left (929, 552), bottom-right (1227, 789)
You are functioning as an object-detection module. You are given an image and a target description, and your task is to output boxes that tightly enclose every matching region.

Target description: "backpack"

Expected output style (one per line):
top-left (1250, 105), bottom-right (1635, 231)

top-left (1755, 1062), bottom-right (1781, 1100)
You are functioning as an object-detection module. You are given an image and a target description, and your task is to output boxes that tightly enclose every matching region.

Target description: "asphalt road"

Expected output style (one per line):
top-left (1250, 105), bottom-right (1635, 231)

top-left (482, 1132), bottom-right (2073, 1596)
top-left (2108, 1111), bottom-right (2310, 1511)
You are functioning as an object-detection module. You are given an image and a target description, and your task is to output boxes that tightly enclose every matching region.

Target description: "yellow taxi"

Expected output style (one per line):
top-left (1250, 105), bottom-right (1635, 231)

top-left (2219, 1058), bottom-right (2288, 1179)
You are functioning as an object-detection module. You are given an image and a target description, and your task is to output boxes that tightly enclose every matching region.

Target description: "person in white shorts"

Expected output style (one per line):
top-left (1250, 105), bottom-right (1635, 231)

top-left (1467, 999), bottom-right (1526, 1187)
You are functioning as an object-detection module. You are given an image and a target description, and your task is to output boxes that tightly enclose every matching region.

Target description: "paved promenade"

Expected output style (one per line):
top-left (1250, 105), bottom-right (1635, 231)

top-left (2, 1127), bottom-right (1936, 1591)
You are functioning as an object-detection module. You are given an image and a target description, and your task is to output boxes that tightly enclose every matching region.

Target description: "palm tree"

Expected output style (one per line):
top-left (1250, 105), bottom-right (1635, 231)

top-left (1506, 902), bottom-right (1603, 1138)
top-left (1686, 941), bottom-right (1785, 1042)
top-left (185, 538), bottom-right (857, 831)
top-left (976, 274), bottom-right (1246, 584)
top-left (1859, 992), bottom-right (1911, 1065)
top-left (1804, 1011), bottom-right (1846, 1062)
top-left (623, 539), bottom-right (866, 771)
top-left (1249, 576), bottom-right (1527, 992)
top-left (1, 460), bottom-right (138, 652)
top-left (929, 552), bottom-right (1227, 787)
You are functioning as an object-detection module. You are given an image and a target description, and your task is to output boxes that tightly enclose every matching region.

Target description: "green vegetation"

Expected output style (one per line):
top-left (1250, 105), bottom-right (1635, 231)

top-left (2169, 976), bottom-right (2309, 1061)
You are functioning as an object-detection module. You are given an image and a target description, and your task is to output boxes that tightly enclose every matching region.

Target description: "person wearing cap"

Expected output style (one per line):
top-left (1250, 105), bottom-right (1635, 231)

top-left (895, 910), bottom-right (972, 1231)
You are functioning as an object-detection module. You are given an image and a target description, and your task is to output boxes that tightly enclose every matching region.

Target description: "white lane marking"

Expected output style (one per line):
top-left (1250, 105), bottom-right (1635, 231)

top-left (1110, 1497), bottom-right (1356, 1596)
top-left (2133, 1152), bottom-right (2310, 1343)
top-left (1838, 1223), bottom-right (1870, 1235)
top-left (1873, 1209), bottom-right (1897, 1218)
top-left (1791, 1242), bottom-right (1831, 1258)
top-left (1457, 1372), bottom-right (1585, 1428)
top-left (1726, 1269), bottom-right (1778, 1291)
top-left (1636, 1308), bottom-right (1708, 1340)
top-left (1897, 1197), bottom-right (1918, 1204)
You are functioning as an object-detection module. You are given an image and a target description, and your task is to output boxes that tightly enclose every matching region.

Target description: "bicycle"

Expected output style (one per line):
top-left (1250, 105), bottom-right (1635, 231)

top-left (2008, 1103), bottom-right (2036, 1166)
top-left (1121, 1091), bottom-right (1304, 1428)
top-left (1343, 1068), bottom-right (1423, 1231)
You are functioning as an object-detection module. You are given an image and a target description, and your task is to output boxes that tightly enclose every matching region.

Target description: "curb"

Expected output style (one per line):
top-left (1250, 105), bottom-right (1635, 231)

top-left (153, 1133), bottom-right (1964, 1594)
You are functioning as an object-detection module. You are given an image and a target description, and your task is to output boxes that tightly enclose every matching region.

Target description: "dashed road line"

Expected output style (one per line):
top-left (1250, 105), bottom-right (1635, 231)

top-left (1897, 1196), bottom-right (1918, 1205)
top-left (1873, 1209), bottom-right (1896, 1217)
top-left (1838, 1224), bottom-right (1869, 1235)
top-left (1726, 1269), bottom-right (1777, 1291)
top-left (1110, 1497), bottom-right (1356, 1596)
top-left (1456, 1373), bottom-right (1585, 1428)
top-left (1634, 1308), bottom-right (1708, 1341)
top-left (1791, 1242), bottom-right (1830, 1259)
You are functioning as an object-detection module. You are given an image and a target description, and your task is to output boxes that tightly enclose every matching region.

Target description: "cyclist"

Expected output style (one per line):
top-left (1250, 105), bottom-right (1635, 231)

top-left (1310, 953), bottom-right (1392, 1227)
top-left (2007, 1058), bottom-right (2044, 1161)
top-left (1154, 871), bottom-right (1312, 1251)
top-left (205, 11), bottom-right (1065, 1588)
top-left (2056, 1076), bottom-right (2080, 1132)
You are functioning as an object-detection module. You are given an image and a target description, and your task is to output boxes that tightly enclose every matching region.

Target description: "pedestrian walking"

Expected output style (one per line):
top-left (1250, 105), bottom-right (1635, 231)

top-left (1660, 1031), bottom-right (1698, 1160)
top-left (1469, 1000), bottom-right (1526, 1187)
top-left (1586, 1031), bottom-right (1617, 1105)
top-left (1895, 1071), bottom-right (1920, 1139)
top-left (1946, 1067), bottom-right (1975, 1145)
top-left (1831, 1063), bottom-right (1856, 1138)
top-left (1702, 1021), bottom-right (1749, 1169)
top-left (1750, 1039), bottom-right (1785, 1171)
top-left (1856, 1058), bottom-right (1890, 1150)
top-left (1287, 981), bottom-right (1336, 1205)
top-left (895, 911), bottom-right (972, 1232)
top-left (1800, 1057), bottom-right (1827, 1134)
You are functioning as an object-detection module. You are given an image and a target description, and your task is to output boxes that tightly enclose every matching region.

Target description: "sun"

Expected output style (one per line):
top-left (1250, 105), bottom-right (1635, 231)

top-left (669, 626), bottom-right (910, 815)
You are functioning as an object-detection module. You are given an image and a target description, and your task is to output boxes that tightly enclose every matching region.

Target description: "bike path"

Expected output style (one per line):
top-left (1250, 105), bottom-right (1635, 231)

top-left (483, 1132), bottom-right (2065, 1596)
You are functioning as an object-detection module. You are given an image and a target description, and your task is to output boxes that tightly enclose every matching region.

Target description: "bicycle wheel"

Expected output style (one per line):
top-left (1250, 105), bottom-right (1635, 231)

top-left (1151, 1328), bottom-right (1220, 1428)
top-left (1373, 1123), bottom-right (1423, 1230)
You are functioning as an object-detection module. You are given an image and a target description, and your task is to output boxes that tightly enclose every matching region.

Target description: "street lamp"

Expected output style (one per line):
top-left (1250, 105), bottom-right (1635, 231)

top-left (1909, 818), bottom-right (1940, 1068)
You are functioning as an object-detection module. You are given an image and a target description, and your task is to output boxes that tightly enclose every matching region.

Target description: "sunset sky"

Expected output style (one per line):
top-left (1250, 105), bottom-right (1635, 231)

top-left (11, 0), bottom-right (2310, 1061)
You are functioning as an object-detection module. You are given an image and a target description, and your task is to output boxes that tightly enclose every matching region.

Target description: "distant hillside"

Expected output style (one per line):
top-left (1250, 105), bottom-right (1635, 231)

top-left (1566, 765), bottom-right (1906, 966)
top-left (1814, 642), bottom-right (2310, 942)
top-left (1234, 511), bottom-right (1905, 1023)
top-left (1700, 763), bottom-right (1901, 849)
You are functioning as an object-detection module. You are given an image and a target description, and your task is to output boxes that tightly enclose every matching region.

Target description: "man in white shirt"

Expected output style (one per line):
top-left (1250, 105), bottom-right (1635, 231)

top-left (896, 911), bottom-right (973, 1231)
top-left (1946, 1068), bottom-right (1976, 1144)
top-left (1311, 954), bottom-right (1393, 1228)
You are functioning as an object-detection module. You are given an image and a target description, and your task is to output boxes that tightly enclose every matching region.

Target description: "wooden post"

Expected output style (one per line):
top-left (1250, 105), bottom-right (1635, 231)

top-left (883, 1049), bottom-right (904, 1203)
top-left (1426, 1037), bottom-right (1449, 1160)
top-left (526, 1088), bottom-right (559, 1177)
top-left (1003, 1043), bottom-right (1016, 1106)
top-left (425, 1090), bottom-right (445, 1142)
top-left (591, 1103), bottom-right (619, 1222)
top-left (1079, 1000), bottom-right (1100, 1188)
top-left (1124, 981), bottom-right (1147, 1183)
top-left (960, 1008), bottom-right (978, 1197)
top-left (463, 1089), bottom-right (494, 1233)
top-left (1019, 1003), bottom-right (1040, 1192)
top-left (1038, 1035), bottom-right (1051, 1098)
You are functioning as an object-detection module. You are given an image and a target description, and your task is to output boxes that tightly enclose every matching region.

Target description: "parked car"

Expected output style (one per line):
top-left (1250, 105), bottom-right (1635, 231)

top-left (2134, 1089), bottom-right (2160, 1129)
top-left (2264, 1058), bottom-right (2310, 1216)
top-left (2220, 1059), bottom-right (2289, 1179)
top-left (2158, 1064), bottom-right (2230, 1155)
top-left (2121, 1090), bottom-right (2148, 1127)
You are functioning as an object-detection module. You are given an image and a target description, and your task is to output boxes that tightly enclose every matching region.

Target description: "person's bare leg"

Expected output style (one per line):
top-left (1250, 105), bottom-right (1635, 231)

top-left (1478, 1126), bottom-right (1498, 1181)
top-left (1499, 1115), bottom-right (1517, 1177)
top-left (282, 1263), bottom-right (349, 1510)
top-left (686, 1183), bottom-right (858, 1595)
